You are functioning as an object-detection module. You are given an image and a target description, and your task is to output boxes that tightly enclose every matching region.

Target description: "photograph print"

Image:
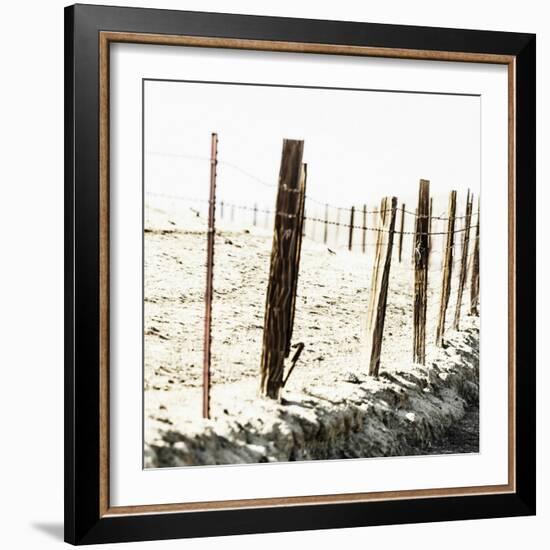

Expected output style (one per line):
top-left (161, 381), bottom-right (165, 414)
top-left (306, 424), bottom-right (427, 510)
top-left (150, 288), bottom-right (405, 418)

top-left (143, 78), bottom-right (480, 468)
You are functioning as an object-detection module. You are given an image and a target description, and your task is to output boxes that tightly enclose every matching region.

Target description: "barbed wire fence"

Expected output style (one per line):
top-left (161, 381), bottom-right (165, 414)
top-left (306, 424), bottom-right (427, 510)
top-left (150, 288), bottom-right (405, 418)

top-left (145, 138), bottom-right (480, 412)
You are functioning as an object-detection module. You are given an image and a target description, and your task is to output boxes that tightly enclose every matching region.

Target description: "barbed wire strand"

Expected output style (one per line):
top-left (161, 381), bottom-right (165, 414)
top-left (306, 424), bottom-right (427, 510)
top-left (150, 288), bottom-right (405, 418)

top-left (145, 153), bottom-right (478, 220)
top-left (146, 192), bottom-right (478, 237)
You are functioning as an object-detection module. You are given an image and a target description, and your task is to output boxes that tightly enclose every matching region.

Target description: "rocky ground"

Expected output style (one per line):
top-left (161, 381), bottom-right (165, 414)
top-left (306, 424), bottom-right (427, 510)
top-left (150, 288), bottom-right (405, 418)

top-left (143, 197), bottom-right (479, 467)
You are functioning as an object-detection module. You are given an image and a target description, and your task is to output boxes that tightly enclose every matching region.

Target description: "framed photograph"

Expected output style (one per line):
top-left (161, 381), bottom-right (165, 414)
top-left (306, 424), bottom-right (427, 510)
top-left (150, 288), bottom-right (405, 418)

top-left (64, 4), bottom-right (536, 545)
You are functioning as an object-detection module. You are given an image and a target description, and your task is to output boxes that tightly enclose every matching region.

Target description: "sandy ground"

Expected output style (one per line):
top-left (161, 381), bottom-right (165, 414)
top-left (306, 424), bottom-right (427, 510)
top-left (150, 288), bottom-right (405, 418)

top-left (143, 196), bottom-right (479, 466)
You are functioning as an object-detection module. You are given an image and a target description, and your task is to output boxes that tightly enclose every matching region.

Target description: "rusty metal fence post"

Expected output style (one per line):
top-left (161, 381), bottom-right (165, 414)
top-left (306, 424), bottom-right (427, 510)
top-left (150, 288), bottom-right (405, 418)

top-left (202, 132), bottom-right (218, 419)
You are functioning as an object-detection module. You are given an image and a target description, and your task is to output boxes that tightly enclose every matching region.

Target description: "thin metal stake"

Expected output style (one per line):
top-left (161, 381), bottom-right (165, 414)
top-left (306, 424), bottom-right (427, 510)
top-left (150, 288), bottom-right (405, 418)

top-left (202, 132), bottom-right (218, 419)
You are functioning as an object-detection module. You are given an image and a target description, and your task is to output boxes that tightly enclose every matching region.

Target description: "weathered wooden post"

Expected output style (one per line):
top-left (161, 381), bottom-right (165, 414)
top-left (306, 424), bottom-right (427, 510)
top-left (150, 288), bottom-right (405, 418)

top-left (288, 164), bottom-right (307, 355)
top-left (253, 203), bottom-right (258, 226)
top-left (470, 200), bottom-right (480, 315)
top-left (372, 206), bottom-right (378, 249)
top-left (366, 197), bottom-right (397, 376)
top-left (413, 179), bottom-right (430, 365)
top-left (428, 197), bottom-right (433, 252)
top-left (427, 197), bottom-right (433, 268)
top-left (220, 200), bottom-right (224, 219)
top-left (202, 132), bottom-right (218, 419)
top-left (362, 204), bottom-right (367, 254)
top-left (348, 206), bottom-right (355, 251)
top-left (453, 217), bottom-right (462, 266)
top-left (398, 203), bottom-right (405, 262)
top-left (260, 140), bottom-right (306, 400)
top-left (335, 207), bottom-right (341, 246)
top-left (436, 191), bottom-right (457, 347)
top-left (411, 207), bottom-right (418, 265)
top-left (324, 204), bottom-right (329, 244)
top-left (453, 191), bottom-right (474, 330)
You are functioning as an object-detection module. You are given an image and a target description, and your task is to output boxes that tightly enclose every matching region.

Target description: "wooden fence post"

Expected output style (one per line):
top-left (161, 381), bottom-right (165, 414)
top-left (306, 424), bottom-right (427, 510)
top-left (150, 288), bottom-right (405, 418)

top-left (413, 179), bottom-right (430, 365)
top-left (230, 204), bottom-right (235, 222)
top-left (453, 191), bottom-right (474, 330)
top-left (436, 190), bottom-right (457, 347)
top-left (335, 207), bottom-right (341, 246)
top-left (220, 200), bottom-right (224, 219)
top-left (470, 199), bottom-right (480, 315)
top-left (428, 197), bottom-right (433, 251)
top-left (411, 208), bottom-right (417, 265)
top-left (260, 140), bottom-right (306, 400)
top-left (362, 204), bottom-right (367, 253)
top-left (427, 197), bottom-right (433, 268)
top-left (398, 203), bottom-right (405, 262)
top-left (453, 218), bottom-right (460, 258)
top-left (289, 164), bottom-right (307, 354)
top-left (202, 132), bottom-right (218, 419)
top-left (253, 203), bottom-right (258, 226)
top-left (372, 207), bottom-right (378, 250)
top-left (348, 206), bottom-right (355, 251)
top-left (366, 197), bottom-right (397, 376)
top-left (324, 204), bottom-right (329, 244)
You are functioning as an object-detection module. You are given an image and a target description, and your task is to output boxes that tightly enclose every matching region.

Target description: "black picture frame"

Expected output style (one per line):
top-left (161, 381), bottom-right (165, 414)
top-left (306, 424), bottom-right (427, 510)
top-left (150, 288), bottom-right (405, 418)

top-left (65, 3), bottom-right (536, 545)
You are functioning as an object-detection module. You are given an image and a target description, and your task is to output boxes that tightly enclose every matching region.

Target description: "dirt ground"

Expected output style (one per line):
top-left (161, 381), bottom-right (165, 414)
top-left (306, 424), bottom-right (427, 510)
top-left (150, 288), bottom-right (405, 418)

top-left (143, 197), bottom-right (479, 466)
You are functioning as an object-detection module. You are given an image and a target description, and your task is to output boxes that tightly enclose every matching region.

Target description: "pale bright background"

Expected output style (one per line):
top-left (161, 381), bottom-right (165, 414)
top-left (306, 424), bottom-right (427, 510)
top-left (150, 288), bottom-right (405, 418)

top-left (145, 79), bottom-right (480, 212)
top-left (0, 0), bottom-right (546, 548)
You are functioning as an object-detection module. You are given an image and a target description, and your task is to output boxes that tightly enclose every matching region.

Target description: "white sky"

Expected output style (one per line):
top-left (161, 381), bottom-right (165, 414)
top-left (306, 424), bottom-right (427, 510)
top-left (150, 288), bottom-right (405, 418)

top-left (144, 79), bottom-right (480, 219)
